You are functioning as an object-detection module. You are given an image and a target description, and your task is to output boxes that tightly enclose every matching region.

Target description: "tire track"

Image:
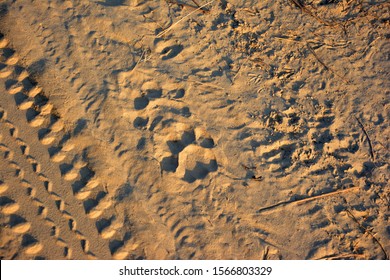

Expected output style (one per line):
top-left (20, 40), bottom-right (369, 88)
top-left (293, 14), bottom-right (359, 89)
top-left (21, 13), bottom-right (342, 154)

top-left (0, 139), bottom-right (70, 258)
top-left (0, 122), bottom-right (88, 258)
top-left (2, 7), bottom-right (216, 259)
top-left (0, 35), bottom-right (114, 259)
top-left (0, 100), bottom-right (105, 259)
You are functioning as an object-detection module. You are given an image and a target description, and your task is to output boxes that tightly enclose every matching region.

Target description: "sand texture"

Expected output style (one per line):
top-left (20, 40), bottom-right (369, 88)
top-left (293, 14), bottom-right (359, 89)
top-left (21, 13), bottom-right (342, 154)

top-left (0, 0), bottom-right (389, 260)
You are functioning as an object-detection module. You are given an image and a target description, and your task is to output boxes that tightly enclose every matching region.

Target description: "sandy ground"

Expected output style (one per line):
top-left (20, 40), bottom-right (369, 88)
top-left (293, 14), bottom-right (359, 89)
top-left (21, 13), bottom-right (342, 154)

top-left (0, 0), bottom-right (389, 260)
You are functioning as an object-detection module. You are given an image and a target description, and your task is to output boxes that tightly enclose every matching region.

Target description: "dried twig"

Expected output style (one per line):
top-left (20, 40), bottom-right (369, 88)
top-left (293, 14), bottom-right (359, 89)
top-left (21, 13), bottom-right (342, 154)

top-left (257, 186), bottom-right (359, 213)
top-left (191, 0), bottom-right (201, 8)
top-left (129, 49), bottom-right (146, 75)
top-left (345, 209), bottom-right (388, 260)
top-left (295, 187), bottom-right (359, 205)
top-left (355, 117), bottom-right (375, 161)
top-left (316, 253), bottom-right (365, 260)
top-left (157, 0), bottom-right (214, 38)
top-left (306, 43), bottom-right (329, 70)
top-left (306, 42), bottom-right (350, 84)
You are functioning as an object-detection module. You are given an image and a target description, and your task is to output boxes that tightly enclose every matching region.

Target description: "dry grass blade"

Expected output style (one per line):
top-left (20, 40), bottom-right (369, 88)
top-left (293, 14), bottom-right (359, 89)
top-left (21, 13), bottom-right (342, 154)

top-left (129, 49), bottom-right (146, 75)
top-left (306, 42), bottom-right (350, 84)
top-left (257, 186), bottom-right (359, 213)
top-left (316, 253), bottom-right (365, 260)
top-left (191, 0), bottom-right (201, 8)
top-left (157, 0), bottom-right (215, 38)
top-left (355, 116), bottom-right (375, 161)
top-left (345, 209), bottom-right (388, 260)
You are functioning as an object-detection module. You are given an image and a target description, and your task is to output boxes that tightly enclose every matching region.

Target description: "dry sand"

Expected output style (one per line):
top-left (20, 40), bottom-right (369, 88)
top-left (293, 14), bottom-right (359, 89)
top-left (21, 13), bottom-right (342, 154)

top-left (0, 0), bottom-right (389, 260)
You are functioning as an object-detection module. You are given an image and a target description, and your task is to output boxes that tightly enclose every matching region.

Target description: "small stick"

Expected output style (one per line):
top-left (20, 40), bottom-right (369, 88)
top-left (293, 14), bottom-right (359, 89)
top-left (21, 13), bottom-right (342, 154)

top-left (316, 253), bottom-right (365, 260)
top-left (191, 0), bottom-right (201, 8)
top-left (157, 0), bottom-right (214, 38)
top-left (257, 201), bottom-right (290, 213)
top-left (295, 186), bottom-right (360, 205)
top-left (129, 49), bottom-right (146, 75)
top-left (355, 117), bottom-right (375, 161)
top-left (306, 43), bottom-right (329, 70)
top-left (306, 42), bottom-right (350, 84)
top-left (345, 209), bottom-right (388, 260)
top-left (257, 186), bottom-right (359, 213)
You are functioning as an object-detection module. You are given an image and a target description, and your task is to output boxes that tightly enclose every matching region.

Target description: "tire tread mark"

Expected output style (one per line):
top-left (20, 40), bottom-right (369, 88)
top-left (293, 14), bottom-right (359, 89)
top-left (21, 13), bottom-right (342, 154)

top-left (0, 35), bottom-right (114, 258)
top-left (0, 133), bottom-right (72, 258)
top-left (0, 113), bottom-right (96, 258)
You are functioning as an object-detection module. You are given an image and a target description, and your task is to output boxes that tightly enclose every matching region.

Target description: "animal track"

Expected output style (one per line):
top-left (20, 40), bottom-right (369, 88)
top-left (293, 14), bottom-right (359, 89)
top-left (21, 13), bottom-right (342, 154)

top-left (247, 104), bottom-right (341, 174)
top-left (2, 3), bottom-right (386, 260)
top-left (156, 40), bottom-right (184, 61)
top-left (155, 123), bottom-right (217, 182)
